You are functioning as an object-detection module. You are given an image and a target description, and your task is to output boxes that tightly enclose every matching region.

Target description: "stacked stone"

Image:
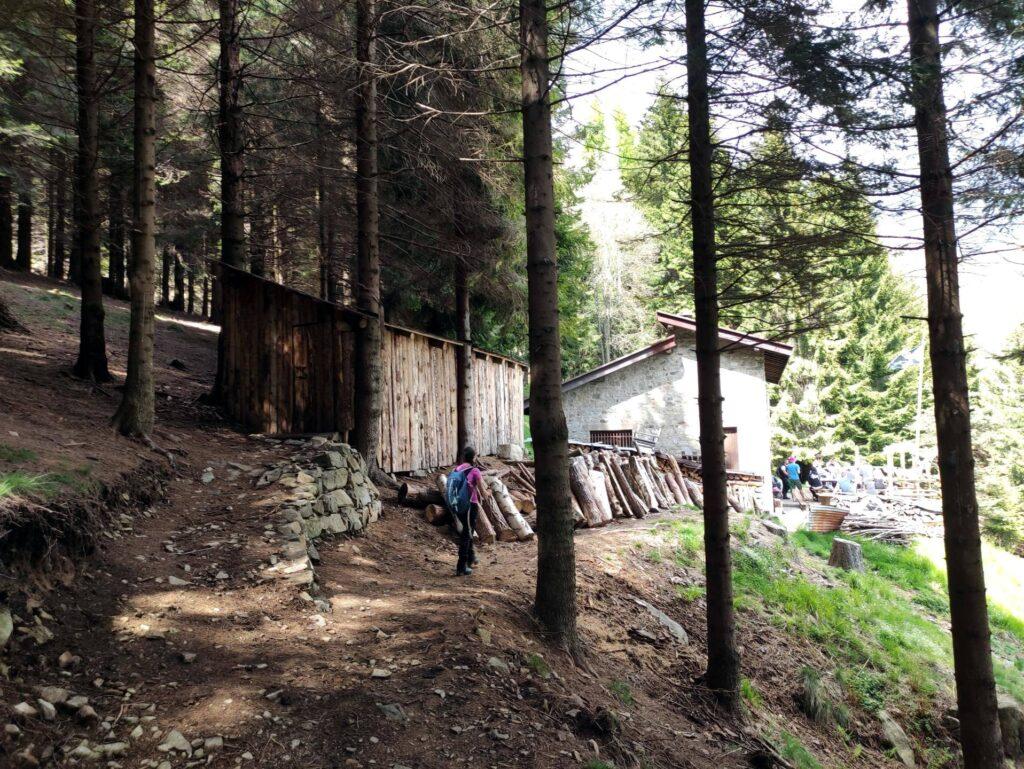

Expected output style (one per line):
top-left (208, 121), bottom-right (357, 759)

top-left (263, 442), bottom-right (382, 588)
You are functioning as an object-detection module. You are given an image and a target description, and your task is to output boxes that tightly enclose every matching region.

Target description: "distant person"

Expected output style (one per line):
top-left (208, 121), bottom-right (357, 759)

top-left (772, 474), bottom-right (784, 500)
top-left (785, 456), bottom-right (804, 501)
top-left (838, 469), bottom-right (856, 494)
top-left (806, 462), bottom-right (824, 496)
top-left (447, 446), bottom-right (483, 576)
top-left (776, 461), bottom-right (791, 499)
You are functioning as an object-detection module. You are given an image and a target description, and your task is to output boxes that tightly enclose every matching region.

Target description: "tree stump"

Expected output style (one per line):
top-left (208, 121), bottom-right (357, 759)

top-left (828, 537), bottom-right (865, 572)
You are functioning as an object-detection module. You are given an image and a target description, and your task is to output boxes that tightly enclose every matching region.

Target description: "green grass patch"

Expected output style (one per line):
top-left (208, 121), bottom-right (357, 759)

top-left (778, 732), bottom-right (823, 769)
top-left (0, 471), bottom-right (58, 498)
top-left (674, 584), bottom-right (704, 602)
top-left (654, 517), bottom-right (1024, 711)
top-left (609, 679), bottom-right (634, 706)
top-left (740, 677), bottom-right (763, 708)
top-left (583, 761), bottom-right (615, 769)
top-left (526, 653), bottom-right (551, 678)
top-left (0, 463), bottom-right (98, 500)
top-left (0, 444), bottom-right (37, 463)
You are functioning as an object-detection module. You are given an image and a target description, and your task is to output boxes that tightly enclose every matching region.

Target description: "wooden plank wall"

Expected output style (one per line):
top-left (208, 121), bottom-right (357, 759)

top-left (220, 267), bottom-right (526, 473)
top-left (220, 267), bottom-right (357, 437)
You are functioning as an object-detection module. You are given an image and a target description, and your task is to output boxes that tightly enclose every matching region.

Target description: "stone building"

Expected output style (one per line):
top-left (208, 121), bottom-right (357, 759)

top-left (560, 312), bottom-right (792, 480)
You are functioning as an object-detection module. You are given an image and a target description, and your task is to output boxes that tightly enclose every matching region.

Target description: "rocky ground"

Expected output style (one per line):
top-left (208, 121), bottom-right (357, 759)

top-left (0, 272), bottom-right (918, 769)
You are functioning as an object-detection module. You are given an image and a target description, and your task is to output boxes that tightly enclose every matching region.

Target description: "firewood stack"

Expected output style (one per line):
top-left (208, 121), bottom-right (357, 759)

top-left (398, 443), bottom-right (769, 546)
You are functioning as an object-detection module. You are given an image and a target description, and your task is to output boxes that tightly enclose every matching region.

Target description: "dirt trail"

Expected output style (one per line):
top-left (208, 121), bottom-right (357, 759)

top-left (0, 272), bottom-right (901, 769)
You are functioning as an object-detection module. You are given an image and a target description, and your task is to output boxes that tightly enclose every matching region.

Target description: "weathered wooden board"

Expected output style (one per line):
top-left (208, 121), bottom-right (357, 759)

top-left (220, 267), bottom-right (526, 473)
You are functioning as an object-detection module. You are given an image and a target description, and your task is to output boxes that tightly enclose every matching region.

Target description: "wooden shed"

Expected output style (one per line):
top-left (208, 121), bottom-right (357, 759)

top-left (218, 265), bottom-right (527, 473)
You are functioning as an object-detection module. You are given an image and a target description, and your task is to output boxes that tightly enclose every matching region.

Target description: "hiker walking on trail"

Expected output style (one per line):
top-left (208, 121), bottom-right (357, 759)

top-left (447, 446), bottom-right (482, 576)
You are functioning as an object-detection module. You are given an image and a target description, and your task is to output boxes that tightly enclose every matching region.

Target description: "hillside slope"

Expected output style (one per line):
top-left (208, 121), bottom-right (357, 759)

top-left (1, 271), bottom-right (1022, 769)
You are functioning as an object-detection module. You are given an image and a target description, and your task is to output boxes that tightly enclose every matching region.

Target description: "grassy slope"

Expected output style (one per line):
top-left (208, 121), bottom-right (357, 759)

top-left (637, 515), bottom-right (1024, 767)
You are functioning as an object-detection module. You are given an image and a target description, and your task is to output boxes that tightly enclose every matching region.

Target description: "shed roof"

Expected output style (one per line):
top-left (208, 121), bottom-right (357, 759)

top-left (560, 312), bottom-right (793, 393)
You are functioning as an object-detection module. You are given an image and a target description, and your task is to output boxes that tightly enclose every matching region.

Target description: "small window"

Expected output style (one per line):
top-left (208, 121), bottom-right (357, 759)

top-left (590, 429), bottom-right (634, 447)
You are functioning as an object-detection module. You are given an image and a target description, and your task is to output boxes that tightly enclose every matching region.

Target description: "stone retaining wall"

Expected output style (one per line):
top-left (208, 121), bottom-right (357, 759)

top-left (259, 440), bottom-right (382, 588)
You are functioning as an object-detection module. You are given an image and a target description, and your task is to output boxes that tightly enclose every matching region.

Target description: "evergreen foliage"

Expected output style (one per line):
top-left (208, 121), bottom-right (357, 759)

top-left (617, 92), bottom-right (926, 462)
top-left (974, 325), bottom-right (1024, 550)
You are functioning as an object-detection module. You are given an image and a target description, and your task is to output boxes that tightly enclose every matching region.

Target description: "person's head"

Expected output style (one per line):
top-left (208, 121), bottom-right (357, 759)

top-left (462, 446), bottom-right (477, 464)
top-left (787, 456), bottom-right (796, 464)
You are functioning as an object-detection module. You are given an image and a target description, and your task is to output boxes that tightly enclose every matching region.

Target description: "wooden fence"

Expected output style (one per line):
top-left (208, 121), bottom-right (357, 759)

top-left (219, 266), bottom-right (526, 473)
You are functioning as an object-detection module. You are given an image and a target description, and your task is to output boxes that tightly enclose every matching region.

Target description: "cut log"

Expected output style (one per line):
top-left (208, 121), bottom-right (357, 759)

top-left (474, 503), bottom-right (496, 545)
top-left (727, 492), bottom-right (742, 514)
top-left (606, 454), bottom-right (646, 518)
top-left (423, 504), bottom-right (450, 525)
top-left (486, 477), bottom-right (534, 540)
top-left (662, 453), bottom-right (690, 502)
top-left (684, 478), bottom-right (704, 509)
top-left (397, 482), bottom-right (443, 509)
top-left (599, 454), bottom-right (632, 517)
top-left (589, 469), bottom-right (614, 523)
top-left (569, 456), bottom-right (606, 527)
top-left (663, 470), bottom-right (687, 506)
top-left (478, 480), bottom-right (515, 542)
top-left (643, 457), bottom-right (671, 508)
top-left (600, 467), bottom-right (623, 518)
top-left (646, 457), bottom-right (673, 506)
top-left (628, 456), bottom-right (660, 512)
top-left (569, 492), bottom-right (585, 526)
top-left (828, 537), bottom-right (865, 572)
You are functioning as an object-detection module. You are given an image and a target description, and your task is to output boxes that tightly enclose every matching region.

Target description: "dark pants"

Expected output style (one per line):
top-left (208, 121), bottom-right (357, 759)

top-left (456, 503), bottom-right (479, 573)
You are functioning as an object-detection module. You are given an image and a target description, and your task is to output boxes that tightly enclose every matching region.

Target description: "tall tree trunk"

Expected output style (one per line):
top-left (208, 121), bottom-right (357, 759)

top-left (202, 274), bottom-right (209, 318)
top-left (685, 0), bottom-right (739, 712)
top-left (108, 172), bottom-right (126, 297)
top-left (46, 170), bottom-right (55, 277)
top-left (316, 100), bottom-right (338, 302)
top-left (353, 0), bottom-right (384, 474)
top-left (249, 196), bottom-right (265, 277)
top-left (54, 153), bottom-right (66, 280)
top-left (212, 0), bottom-right (245, 400)
top-left (520, 0), bottom-right (578, 652)
top-left (455, 265), bottom-right (474, 458)
top-left (906, 1), bottom-right (1002, 765)
top-left (187, 266), bottom-right (195, 314)
top-left (112, 0), bottom-right (157, 436)
top-left (0, 170), bottom-right (12, 270)
top-left (172, 251), bottom-right (184, 310)
top-left (72, 0), bottom-right (110, 381)
top-left (161, 245), bottom-right (170, 305)
top-left (15, 185), bottom-right (32, 272)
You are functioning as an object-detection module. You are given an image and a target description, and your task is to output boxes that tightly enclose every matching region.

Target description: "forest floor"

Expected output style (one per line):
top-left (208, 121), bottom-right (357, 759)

top-left (0, 270), bottom-right (1016, 769)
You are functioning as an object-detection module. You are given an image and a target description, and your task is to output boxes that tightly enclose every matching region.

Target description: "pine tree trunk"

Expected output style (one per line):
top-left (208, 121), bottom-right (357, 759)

top-left (161, 245), bottom-right (170, 305)
top-left (455, 266), bottom-right (474, 460)
top-left (46, 170), bottom-right (55, 277)
top-left (72, 0), bottom-right (110, 381)
top-left (353, 0), bottom-right (384, 474)
top-left (107, 173), bottom-right (126, 297)
top-left (906, 1), bottom-right (1002, 765)
top-left (202, 274), bottom-right (209, 318)
top-left (172, 251), bottom-right (184, 310)
top-left (54, 153), bottom-right (66, 280)
top-left (0, 168), bottom-right (12, 270)
top-left (212, 0), bottom-right (245, 401)
top-left (685, 0), bottom-right (739, 712)
top-left (249, 197), bottom-right (266, 277)
top-left (15, 186), bottom-right (32, 272)
top-left (187, 266), bottom-right (195, 314)
top-left (520, 0), bottom-right (578, 652)
top-left (113, 0), bottom-right (157, 437)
